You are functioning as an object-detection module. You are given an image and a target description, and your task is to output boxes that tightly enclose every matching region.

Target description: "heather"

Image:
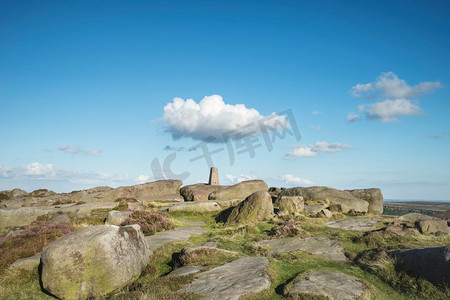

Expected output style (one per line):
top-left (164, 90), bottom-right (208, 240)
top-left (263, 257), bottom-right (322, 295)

top-left (120, 209), bottom-right (174, 236)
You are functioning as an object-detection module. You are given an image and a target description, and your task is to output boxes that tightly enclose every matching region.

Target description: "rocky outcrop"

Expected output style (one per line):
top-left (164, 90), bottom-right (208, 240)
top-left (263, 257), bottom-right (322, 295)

top-left (224, 191), bottom-right (273, 226)
top-left (256, 236), bottom-right (347, 261)
top-left (346, 188), bottom-right (383, 215)
top-left (389, 246), bottom-right (450, 286)
top-left (278, 186), bottom-right (369, 214)
top-left (138, 194), bottom-right (184, 204)
top-left (105, 210), bottom-right (133, 225)
top-left (416, 219), bottom-right (448, 235)
top-left (9, 253), bottom-right (41, 271)
top-left (167, 201), bottom-right (221, 212)
top-left (0, 207), bottom-right (51, 228)
top-left (287, 270), bottom-right (365, 299)
top-left (0, 188), bottom-right (27, 200)
top-left (208, 180), bottom-right (268, 200)
top-left (180, 184), bottom-right (225, 201)
top-left (180, 257), bottom-right (270, 300)
top-left (145, 227), bottom-right (206, 254)
top-left (326, 218), bottom-right (380, 231)
top-left (41, 225), bottom-right (150, 300)
top-left (274, 196), bottom-right (304, 214)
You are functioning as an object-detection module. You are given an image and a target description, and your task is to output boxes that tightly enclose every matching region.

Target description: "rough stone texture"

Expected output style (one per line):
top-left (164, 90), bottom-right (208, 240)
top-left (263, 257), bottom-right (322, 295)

top-left (389, 246), bottom-right (450, 286)
top-left (346, 188), bottom-right (383, 215)
top-left (208, 180), bottom-right (268, 200)
top-left (305, 204), bottom-right (327, 215)
top-left (9, 253), bottom-right (41, 271)
top-left (167, 202), bottom-right (221, 212)
top-left (278, 186), bottom-right (369, 213)
top-left (224, 191), bottom-right (273, 226)
top-left (180, 184), bottom-right (226, 201)
top-left (105, 210), bottom-right (133, 225)
top-left (0, 188), bottom-right (27, 200)
top-left (275, 196), bottom-right (304, 214)
top-left (145, 227), bottom-right (206, 254)
top-left (316, 208), bottom-right (333, 218)
top-left (215, 198), bottom-right (244, 209)
top-left (256, 236), bottom-right (347, 261)
top-left (138, 194), bottom-right (184, 204)
top-left (57, 201), bottom-right (118, 216)
top-left (399, 213), bottom-right (441, 223)
top-left (180, 257), bottom-right (270, 300)
top-left (208, 167), bottom-right (220, 185)
top-left (416, 220), bottom-right (449, 235)
top-left (288, 270), bottom-right (365, 300)
top-left (50, 214), bottom-right (70, 224)
top-left (169, 266), bottom-right (204, 276)
top-left (0, 207), bottom-right (51, 228)
top-left (326, 218), bottom-right (380, 231)
top-left (41, 225), bottom-right (150, 300)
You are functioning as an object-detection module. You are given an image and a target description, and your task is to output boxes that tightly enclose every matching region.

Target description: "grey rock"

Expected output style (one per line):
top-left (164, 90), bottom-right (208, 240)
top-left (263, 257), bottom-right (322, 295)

top-left (275, 196), bottom-right (304, 214)
top-left (9, 253), bottom-right (41, 271)
top-left (105, 210), bottom-right (133, 226)
top-left (346, 188), bottom-right (383, 215)
top-left (138, 193), bottom-right (184, 203)
top-left (326, 218), bottom-right (380, 231)
top-left (167, 202), bottom-right (221, 212)
top-left (224, 191), bottom-right (273, 226)
top-left (50, 214), bottom-right (70, 224)
top-left (399, 213), bottom-right (441, 223)
top-left (316, 208), bottom-right (333, 218)
top-left (416, 219), bottom-right (449, 235)
top-left (389, 246), bottom-right (450, 286)
top-left (41, 225), bottom-right (150, 300)
top-left (279, 186), bottom-right (369, 213)
top-left (0, 207), bottom-right (51, 228)
top-left (256, 236), bottom-right (347, 261)
top-left (215, 198), bottom-right (244, 209)
top-left (180, 257), bottom-right (270, 300)
top-left (288, 270), bottom-right (365, 299)
top-left (208, 180), bottom-right (268, 200)
top-left (145, 227), bottom-right (206, 254)
top-left (305, 204), bottom-right (327, 215)
top-left (180, 183), bottom-right (226, 201)
top-left (169, 266), bottom-right (204, 276)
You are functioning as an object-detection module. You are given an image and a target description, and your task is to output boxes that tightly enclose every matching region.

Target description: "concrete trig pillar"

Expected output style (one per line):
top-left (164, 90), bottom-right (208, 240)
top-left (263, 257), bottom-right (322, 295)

top-left (208, 167), bottom-right (219, 185)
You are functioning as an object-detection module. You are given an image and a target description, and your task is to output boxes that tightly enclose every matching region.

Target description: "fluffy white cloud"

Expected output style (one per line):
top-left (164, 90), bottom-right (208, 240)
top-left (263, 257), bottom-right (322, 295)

top-left (285, 141), bottom-right (352, 158)
top-left (162, 95), bottom-right (288, 141)
top-left (347, 113), bottom-right (360, 123)
top-left (349, 72), bottom-right (442, 122)
top-left (281, 174), bottom-right (313, 185)
top-left (225, 174), bottom-right (256, 183)
top-left (24, 162), bottom-right (54, 176)
top-left (58, 144), bottom-right (101, 156)
top-left (364, 98), bottom-right (422, 122)
top-left (136, 175), bottom-right (150, 182)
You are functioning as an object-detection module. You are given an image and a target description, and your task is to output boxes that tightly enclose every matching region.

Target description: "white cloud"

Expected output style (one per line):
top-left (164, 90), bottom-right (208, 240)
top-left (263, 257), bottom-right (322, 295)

top-left (163, 145), bottom-right (184, 152)
top-left (162, 95), bottom-right (288, 142)
top-left (312, 110), bottom-right (323, 115)
top-left (349, 72), bottom-right (442, 122)
top-left (347, 113), bottom-right (360, 123)
top-left (0, 162), bottom-right (129, 186)
top-left (24, 162), bottom-right (54, 176)
top-left (58, 144), bottom-right (101, 156)
top-left (284, 141), bottom-right (352, 158)
top-left (364, 98), bottom-right (422, 122)
top-left (281, 174), bottom-right (313, 185)
top-left (136, 175), bottom-right (150, 182)
top-left (225, 174), bottom-right (256, 184)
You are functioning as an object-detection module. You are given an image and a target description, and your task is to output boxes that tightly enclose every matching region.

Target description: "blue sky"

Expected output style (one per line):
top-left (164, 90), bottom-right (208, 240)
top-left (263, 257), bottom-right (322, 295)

top-left (1, 0), bottom-right (449, 200)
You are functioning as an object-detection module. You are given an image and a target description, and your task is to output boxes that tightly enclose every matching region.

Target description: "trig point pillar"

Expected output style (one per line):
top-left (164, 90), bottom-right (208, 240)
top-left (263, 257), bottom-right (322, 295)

top-left (208, 167), bottom-right (219, 185)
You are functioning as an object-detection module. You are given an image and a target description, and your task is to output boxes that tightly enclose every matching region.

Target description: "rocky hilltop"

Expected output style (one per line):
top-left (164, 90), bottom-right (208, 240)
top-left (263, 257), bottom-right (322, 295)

top-left (0, 168), bottom-right (449, 299)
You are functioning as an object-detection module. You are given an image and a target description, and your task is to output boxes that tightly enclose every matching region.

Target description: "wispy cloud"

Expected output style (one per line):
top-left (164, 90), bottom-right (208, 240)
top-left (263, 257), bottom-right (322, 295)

top-left (163, 145), bottom-right (185, 152)
top-left (281, 174), bottom-right (313, 185)
top-left (348, 72), bottom-right (442, 122)
top-left (284, 141), bottom-right (352, 159)
top-left (136, 174), bottom-right (150, 182)
top-left (225, 174), bottom-right (256, 184)
top-left (312, 110), bottom-right (323, 115)
top-left (58, 144), bottom-right (101, 156)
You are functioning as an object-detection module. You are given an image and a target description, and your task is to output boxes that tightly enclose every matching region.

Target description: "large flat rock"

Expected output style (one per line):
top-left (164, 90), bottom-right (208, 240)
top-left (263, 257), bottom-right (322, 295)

top-left (288, 270), bottom-right (365, 299)
top-left (145, 227), bottom-right (206, 254)
top-left (256, 236), bottom-right (347, 261)
top-left (180, 257), bottom-right (270, 300)
top-left (325, 218), bottom-right (380, 231)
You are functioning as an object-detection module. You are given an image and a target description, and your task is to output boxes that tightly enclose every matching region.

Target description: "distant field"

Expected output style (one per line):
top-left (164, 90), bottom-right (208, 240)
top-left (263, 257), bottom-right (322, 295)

top-left (383, 201), bottom-right (450, 218)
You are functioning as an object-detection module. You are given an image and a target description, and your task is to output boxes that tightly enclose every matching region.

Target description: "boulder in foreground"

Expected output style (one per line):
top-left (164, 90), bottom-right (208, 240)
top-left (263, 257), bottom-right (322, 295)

top-left (225, 191), bottom-right (273, 226)
top-left (346, 188), bottom-right (383, 214)
top-left (41, 225), bottom-right (150, 300)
